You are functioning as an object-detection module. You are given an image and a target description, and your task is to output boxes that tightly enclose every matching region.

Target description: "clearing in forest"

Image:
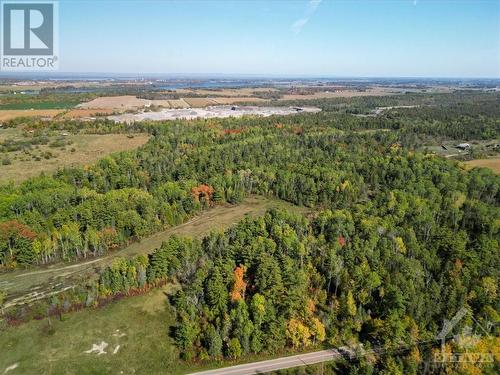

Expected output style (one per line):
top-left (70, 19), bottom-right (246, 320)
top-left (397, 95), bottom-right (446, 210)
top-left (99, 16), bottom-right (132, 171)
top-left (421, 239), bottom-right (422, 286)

top-left (0, 133), bottom-right (149, 183)
top-left (0, 286), bottom-right (190, 375)
top-left (464, 157), bottom-right (500, 173)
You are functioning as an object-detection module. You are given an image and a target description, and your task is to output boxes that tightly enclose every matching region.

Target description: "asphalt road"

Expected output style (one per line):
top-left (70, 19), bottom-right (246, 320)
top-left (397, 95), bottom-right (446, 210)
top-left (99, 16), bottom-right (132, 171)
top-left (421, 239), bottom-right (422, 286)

top-left (187, 349), bottom-right (341, 375)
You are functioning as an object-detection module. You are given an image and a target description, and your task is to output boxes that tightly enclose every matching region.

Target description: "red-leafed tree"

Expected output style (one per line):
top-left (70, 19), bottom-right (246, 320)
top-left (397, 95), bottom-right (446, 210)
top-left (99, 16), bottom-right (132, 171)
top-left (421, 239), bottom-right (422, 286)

top-left (337, 235), bottom-right (346, 247)
top-left (0, 220), bottom-right (37, 266)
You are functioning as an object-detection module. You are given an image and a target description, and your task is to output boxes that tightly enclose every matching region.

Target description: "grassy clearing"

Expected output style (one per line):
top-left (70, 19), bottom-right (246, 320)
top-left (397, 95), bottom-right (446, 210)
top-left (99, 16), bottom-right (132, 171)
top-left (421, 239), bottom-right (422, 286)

top-left (464, 157), bottom-right (500, 173)
top-left (0, 133), bottom-right (149, 183)
top-left (0, 195), bottom-right (308, 307)
top-left (0, 286), bottom-right (189, 375)
top-left (0, 285), bottom-right (319, 375)
top-left (422, 139), bottom-right (499, 159)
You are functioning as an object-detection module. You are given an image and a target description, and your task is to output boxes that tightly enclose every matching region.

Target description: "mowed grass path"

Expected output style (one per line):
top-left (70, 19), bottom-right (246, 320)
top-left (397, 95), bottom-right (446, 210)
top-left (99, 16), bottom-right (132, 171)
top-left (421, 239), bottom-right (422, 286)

top-left (0, 196), bottom-right (308, 307)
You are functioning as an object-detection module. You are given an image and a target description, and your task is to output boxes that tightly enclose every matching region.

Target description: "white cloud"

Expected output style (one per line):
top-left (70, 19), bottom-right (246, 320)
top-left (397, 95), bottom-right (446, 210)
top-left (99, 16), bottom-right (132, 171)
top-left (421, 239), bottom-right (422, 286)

top-left (292, 0), bottom-right (323, 34)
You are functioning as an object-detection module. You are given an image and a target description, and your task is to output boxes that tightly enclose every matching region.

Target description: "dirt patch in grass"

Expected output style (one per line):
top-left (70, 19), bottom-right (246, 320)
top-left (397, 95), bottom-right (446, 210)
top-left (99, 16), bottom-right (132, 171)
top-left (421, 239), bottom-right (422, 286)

top-left (464, 157), bottom-right (500, 173)
top-left (0, 133), bottom-right (149, 183)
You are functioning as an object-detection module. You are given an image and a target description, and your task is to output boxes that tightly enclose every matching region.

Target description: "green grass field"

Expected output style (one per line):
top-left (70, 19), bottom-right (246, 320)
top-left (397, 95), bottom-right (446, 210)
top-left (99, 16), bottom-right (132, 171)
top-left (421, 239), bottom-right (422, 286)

top-left (0, 286), bottom-right (324, 375)
top-left (0, 130), bottom-right (150, 183)
top-left (0, 286), bottom-right (189, 375)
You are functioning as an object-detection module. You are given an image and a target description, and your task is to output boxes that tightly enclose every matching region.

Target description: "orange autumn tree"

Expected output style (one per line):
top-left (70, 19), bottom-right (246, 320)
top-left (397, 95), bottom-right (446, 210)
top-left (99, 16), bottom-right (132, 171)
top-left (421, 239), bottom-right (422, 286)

top-left (0, 220), bottom-right (37, 266)
top-left (191, 184), bottom-right (215, 204)
top-left (230, 265), bottom-right (247, 302)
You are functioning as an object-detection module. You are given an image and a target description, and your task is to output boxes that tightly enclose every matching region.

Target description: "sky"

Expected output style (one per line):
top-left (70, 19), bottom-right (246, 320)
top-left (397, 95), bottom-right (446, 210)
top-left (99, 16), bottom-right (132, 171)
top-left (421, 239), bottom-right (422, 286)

top-left (54, 0), bottom-right (500, 77)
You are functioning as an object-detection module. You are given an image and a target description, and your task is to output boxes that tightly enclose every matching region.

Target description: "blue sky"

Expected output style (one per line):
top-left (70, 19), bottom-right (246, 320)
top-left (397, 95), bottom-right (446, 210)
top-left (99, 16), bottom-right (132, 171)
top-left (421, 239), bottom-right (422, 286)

top-left (57, 0), bottom-right (499, 77)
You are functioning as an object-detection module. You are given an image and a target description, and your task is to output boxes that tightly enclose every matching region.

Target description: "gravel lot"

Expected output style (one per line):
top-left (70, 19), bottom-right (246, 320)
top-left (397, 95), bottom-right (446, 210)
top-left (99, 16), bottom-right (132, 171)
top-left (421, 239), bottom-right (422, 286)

top-left (108, 105), bottom-right (321, 123)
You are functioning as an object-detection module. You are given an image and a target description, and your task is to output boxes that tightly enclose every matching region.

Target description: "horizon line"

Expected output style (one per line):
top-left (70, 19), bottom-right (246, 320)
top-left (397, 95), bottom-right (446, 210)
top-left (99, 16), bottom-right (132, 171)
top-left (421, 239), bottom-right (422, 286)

top-left (0, 72), bottom-right (499, 81)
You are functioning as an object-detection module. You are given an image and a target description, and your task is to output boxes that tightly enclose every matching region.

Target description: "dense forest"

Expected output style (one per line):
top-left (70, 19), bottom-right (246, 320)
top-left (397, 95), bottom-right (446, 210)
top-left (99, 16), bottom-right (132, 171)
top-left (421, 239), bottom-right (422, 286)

top-left (0, 92), bottom-right (499, 373)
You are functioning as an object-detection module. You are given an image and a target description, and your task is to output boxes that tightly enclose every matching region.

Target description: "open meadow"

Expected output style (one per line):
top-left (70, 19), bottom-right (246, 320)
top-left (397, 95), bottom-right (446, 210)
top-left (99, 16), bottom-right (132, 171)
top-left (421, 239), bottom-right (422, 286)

top-left (0, 132), bottom-right (149, 183)
top-left (465, 157), bottom-right (500, 173)
top-left (0, 286), bottom-right (187, 375)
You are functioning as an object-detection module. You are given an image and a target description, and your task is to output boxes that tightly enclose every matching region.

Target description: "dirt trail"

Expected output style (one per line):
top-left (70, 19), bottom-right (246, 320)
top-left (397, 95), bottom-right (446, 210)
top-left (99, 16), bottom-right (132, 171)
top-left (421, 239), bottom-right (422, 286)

top-left (0, 195), bottom-right (307, 308)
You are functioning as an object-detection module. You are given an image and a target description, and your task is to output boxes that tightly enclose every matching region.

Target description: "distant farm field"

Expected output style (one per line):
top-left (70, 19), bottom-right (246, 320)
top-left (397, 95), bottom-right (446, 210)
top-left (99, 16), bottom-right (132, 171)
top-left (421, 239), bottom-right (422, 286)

top-left (165, 99), bottom-right (190, 108)
top-left (212, 97), bottom-right (266, 104)
top-left (61, 108), bottom-right (118, 118)
top-left (280, 88), bottom-right (397, 100)
top-left (77, 95), bottom-right (150, 110)
top-left (0, 109), bottom-right (64, 121)
top-left (174, 87), bottom-right (278, 97)
top-left (465, 157), bottom-right (500, 173)
top-left (0, 133), bottom-right (149, 183)
top-left (182, 97), bottom-right (218, 107)
top-left (0, 99), bottom-right (82, 110)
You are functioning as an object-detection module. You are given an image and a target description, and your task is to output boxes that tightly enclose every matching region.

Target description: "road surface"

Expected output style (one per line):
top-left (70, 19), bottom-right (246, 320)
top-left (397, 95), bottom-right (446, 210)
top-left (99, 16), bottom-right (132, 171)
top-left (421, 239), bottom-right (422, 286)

top-left (187, 349), bottom-right (341, 375)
